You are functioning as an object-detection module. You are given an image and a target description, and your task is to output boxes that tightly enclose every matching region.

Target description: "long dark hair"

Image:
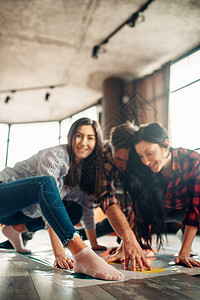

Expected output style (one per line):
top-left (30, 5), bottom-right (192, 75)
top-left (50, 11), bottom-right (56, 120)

top-left (64, 117), bottom-right (103, 197)
top-left (134, 122), bottom-right (169, 147)
top-left (124, 123), bottom-right (169, 249)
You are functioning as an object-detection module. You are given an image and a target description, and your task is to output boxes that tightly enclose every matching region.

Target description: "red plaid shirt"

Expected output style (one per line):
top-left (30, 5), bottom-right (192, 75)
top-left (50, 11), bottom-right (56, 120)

top-left (98, 142), bottom-right (122, 212)
top-left (164, 148), bottom-right (200, 228)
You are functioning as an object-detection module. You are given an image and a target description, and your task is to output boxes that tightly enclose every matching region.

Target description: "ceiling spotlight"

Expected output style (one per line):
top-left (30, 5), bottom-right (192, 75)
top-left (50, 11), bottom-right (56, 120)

top-left (92, 45), bottom-right (100, 59)
top-left (44, 86), bottom-right (54, 101)
top-left (91, 0), bottom-right (154, 58)
top-left (5, 96), bottom-right (10, 104)
top-left (4, 90), bottom-right (16, 104)
top-left (45, 92), bottom-right (50, 101)
top-left (128, 12), bottom-right (139, 27)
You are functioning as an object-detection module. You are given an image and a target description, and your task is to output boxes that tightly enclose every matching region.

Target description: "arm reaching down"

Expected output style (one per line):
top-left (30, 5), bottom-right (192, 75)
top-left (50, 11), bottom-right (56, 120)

top-left (48, 227), bottom-right (73, 270)
top-left (175, 225), bottom-right (200, 268)
top-left (106, 204), bottom-right (151, 271)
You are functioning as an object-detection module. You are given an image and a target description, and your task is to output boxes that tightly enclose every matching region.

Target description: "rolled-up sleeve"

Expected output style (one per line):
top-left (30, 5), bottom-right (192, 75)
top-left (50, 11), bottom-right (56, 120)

top-left (99, 193), bottom-right (120, 213)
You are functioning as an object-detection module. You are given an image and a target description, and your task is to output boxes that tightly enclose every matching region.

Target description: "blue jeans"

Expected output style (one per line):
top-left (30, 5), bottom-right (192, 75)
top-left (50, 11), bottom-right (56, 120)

top-left (0, 212), bottom-right (45, 232)
top-left (0, 202), bottom-right (83, 233)
top-left (0, 176), bottom-right (77, 246)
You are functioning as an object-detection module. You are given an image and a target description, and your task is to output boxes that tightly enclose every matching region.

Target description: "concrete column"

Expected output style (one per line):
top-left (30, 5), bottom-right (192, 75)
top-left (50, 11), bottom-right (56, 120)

top-left (102, 77), bottom-right (126, 139)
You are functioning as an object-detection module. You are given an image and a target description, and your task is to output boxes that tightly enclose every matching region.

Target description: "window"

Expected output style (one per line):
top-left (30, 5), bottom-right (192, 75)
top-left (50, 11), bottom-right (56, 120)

top-left (7, 122), bottom-right (59, 167)
top-left (169, 49), bottom-right (200, 152)
top-left (71, 106), bottom-right (98, 123)
top-left (60, 118), bottom-right (71, 145)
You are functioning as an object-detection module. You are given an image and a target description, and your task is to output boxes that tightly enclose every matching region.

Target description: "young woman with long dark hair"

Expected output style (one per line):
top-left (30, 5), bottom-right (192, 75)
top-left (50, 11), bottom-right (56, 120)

top-left (125, 122), bottom-right (200, 268)
top-left (0, 118), bottom-right (124, 279)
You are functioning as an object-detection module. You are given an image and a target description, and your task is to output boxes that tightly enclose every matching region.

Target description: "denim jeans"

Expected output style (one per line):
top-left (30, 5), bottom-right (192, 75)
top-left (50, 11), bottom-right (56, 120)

top-left (0, 212), bottom-right (45, 232)
top-left (0, 176), bottom-right (77, 246)
top-left (0, 201), bottom-right (83, 233)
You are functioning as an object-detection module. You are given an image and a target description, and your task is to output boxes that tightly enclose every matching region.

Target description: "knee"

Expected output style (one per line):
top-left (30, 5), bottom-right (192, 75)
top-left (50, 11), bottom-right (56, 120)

top-left (40, 175), bottom-right (56, 183)
top-left (37, 175), bottom-right (57, 189)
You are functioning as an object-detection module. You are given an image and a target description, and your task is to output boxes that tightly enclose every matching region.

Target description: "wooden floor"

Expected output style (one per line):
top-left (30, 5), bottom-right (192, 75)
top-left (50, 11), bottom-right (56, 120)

top-left (0, 229), bottom-right (200, 300)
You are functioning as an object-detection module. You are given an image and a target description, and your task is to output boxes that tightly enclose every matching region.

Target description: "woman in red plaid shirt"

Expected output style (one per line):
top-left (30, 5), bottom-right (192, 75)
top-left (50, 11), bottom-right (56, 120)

top-left (125, 122), bottom-right (200, 268)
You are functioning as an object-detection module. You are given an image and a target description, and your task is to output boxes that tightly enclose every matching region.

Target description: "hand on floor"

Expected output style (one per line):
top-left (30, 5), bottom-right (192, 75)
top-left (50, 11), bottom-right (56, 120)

top-left (175, 254), bottom-right (200, 268)
top-left (54, 256), bottom-right (73, 270)
top-left (103, 245), bottom-right (124, 263)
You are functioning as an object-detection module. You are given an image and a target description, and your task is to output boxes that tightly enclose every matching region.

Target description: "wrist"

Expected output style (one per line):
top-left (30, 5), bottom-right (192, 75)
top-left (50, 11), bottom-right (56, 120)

top-left (179, 246), bottom-right (191, 257)
top-left (121, 228), bottom-right (137, 243)
top-left (53, 247), bottom-right (66, 257)
top-left (90, 241), bottom-right (98, 247)
top-left (54, 251), bottom-right (66, 258)
top-left (55, 255), bottom-right (66, 259)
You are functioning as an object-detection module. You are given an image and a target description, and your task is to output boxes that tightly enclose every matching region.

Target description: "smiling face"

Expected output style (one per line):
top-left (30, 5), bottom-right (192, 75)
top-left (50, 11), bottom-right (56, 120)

top-left (135, 140), bottom-right (170, 173)
top-left (73, 125), bottom-right (96, 163)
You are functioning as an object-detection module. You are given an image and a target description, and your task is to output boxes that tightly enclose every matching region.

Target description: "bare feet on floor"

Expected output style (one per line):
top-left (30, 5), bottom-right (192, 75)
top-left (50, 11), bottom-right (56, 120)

top-left (2, 225), bottom-right (31, 253)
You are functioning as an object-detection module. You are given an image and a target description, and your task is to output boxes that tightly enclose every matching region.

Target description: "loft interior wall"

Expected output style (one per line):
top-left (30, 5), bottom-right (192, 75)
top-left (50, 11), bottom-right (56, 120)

top-left (101, 62), bottom-right (170, 136)
top-left (127, 64), bottom-right (170, 128)
top-left (102, 44), bottom-right (199, 134)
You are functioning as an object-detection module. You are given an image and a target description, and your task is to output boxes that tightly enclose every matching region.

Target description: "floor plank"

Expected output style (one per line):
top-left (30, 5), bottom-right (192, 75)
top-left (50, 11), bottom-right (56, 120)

top-left (0, 258), bottom-right (30, 277)
top-left (31, 272), bottom-right (117, 300)
top-left (147, 273), bottom-right (200, 300)
top-left (0, 275), bottom-right (39, 300)
top-left (73, 285), bottom-right (117, 300)
top-left (30, 272), bottom-right (74, 300)
top-left (0, 230), bottom-right (200, 300)
top-left (100, 274), bottom-right (198, 300)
